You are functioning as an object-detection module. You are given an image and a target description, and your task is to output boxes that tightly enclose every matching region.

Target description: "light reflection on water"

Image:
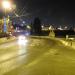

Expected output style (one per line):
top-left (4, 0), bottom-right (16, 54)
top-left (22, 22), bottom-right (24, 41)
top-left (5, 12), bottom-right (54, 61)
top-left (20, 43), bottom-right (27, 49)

top-left (0, 40), bottom-right (28, 75)
top-left (18, 39), bottom-right (28, 61)
top-left (0, 54), bottom-right (27, 75)
top-left (18, 45), bottom-right (27, 55)
top-left (18, 45), bottom-right (28, 64)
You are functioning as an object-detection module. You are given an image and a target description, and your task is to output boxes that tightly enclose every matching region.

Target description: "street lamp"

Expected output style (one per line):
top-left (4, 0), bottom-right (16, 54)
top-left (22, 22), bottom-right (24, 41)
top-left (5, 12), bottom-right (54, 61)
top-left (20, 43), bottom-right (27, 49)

top-left (2, 0), bottom-right (12, 32)
top-left (2, 0), bottom-right (11, 9)
top-left (2, 0), bottom-right (12, 15)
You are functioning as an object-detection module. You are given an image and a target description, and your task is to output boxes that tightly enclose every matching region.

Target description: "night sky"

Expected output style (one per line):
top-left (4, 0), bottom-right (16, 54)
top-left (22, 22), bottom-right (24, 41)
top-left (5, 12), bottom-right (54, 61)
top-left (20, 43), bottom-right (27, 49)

top-left (2, 0), bottom-right (75, 26)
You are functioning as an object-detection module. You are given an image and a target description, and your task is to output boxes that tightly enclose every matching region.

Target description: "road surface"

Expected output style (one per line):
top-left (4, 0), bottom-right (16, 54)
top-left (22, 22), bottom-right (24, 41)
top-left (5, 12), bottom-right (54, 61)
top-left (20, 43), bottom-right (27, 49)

top-left (0, 37), bottom-right (75, 75)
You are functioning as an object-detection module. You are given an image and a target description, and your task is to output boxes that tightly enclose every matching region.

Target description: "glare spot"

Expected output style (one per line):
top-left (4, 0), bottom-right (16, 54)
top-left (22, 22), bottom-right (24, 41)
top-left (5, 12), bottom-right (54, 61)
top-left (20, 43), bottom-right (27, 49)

top-left (18, 35), bottom-right (28, 46)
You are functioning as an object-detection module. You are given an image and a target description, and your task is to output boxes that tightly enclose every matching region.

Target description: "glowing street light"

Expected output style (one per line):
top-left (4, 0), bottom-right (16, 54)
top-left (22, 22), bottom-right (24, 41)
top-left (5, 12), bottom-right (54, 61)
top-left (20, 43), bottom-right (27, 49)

top-left (2, 0), bottom-right (12, 32)
top-left (2, 0), bottom-right (11, 9)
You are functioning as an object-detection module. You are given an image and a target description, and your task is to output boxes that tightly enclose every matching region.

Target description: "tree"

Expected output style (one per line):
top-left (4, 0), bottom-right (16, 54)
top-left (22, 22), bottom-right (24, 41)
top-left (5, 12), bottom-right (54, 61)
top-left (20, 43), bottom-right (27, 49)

top-left (33, 17), bottom-right (42, 35)
top-left (30, 22), bottom-right (33, 35)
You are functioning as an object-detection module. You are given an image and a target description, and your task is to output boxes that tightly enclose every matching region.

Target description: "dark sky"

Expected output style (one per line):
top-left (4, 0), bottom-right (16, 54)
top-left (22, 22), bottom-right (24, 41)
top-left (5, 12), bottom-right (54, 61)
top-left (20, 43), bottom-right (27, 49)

top-left (14, 0), bottom-right (75, 25)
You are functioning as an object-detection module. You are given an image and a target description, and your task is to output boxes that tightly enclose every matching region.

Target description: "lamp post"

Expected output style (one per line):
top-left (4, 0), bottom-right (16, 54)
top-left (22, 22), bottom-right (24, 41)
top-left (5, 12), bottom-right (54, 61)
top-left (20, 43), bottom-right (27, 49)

top-left (2, 0), bottom-right (11, 33)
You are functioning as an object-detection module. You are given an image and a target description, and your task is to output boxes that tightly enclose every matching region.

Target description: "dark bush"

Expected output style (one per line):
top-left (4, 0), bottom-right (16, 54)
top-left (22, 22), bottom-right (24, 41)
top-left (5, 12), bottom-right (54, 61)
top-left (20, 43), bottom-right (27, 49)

top-left (33, 17), bottom-right (42, 35)
top-left (0, 32), bottom-right (10, 38)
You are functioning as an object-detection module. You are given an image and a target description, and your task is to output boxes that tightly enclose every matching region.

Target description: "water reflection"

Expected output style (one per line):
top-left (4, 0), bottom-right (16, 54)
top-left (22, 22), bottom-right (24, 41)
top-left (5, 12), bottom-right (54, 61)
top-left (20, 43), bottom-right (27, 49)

top-left (17, 38), bottom-right (28, 65)
top-left (0, 39), bottom-right (29, 75)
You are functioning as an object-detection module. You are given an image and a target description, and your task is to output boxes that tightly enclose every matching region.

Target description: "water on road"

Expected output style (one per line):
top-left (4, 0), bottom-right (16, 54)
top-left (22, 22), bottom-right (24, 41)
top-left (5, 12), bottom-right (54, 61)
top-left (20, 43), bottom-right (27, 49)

top-left (0, 37), bottom-right (75, 75)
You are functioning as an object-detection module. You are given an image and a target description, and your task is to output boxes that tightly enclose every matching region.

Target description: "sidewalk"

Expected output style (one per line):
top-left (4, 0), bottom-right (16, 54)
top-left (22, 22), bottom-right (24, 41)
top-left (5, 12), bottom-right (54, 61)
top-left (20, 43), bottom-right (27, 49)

top-left (57, 38), bottom-right (75, 49)
top-left (0, 36), bottom-right (16, 45)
